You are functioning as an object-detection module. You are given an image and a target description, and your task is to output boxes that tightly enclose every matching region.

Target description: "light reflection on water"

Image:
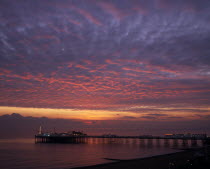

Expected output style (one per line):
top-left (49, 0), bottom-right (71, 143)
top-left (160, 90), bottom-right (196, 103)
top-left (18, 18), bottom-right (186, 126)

top-left (0, 138), bottom-right (203, 169)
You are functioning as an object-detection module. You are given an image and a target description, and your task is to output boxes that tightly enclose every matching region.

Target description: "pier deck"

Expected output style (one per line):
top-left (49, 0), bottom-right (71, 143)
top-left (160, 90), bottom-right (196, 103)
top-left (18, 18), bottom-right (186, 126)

top-left (35, 135), bottom-right (209, 144)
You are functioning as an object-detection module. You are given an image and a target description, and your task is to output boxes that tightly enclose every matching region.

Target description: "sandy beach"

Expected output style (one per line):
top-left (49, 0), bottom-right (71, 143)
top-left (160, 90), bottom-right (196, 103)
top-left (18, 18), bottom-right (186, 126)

top-left (72, 147), bottom-right (210, 169)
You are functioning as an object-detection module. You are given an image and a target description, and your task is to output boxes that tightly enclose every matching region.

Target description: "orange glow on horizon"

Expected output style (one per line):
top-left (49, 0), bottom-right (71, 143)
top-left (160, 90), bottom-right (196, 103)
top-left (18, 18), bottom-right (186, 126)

top-left (0, 106), bottom-right (139, 120)
top-left (0, 106), bottom-right (209, 121)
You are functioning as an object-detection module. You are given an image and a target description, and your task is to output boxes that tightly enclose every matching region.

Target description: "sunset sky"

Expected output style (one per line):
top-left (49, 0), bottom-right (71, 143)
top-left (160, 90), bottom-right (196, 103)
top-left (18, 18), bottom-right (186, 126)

top-left (0, 0), bottom-right (210, 135)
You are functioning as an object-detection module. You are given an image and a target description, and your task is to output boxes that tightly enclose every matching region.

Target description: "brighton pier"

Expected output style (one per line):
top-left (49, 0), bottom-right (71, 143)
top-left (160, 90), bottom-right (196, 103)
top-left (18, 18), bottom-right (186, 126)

top-left (35, 128), bottom-right (210, 146)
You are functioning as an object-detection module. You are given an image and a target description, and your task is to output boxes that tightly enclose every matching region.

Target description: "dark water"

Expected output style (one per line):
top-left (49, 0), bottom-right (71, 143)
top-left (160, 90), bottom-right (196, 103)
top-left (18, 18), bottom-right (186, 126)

top-left (0, 138), bottom-right (203, 169)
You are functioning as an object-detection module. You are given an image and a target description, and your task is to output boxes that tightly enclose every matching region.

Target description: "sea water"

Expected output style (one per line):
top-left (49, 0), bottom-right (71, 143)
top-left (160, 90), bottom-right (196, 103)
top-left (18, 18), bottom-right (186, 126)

top-left (0, 138), bottom-right (203, 169)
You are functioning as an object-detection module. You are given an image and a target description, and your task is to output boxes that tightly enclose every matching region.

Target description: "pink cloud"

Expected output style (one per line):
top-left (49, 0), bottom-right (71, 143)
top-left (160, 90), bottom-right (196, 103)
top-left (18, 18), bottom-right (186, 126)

top-left (105, 59), bottom-right (119, 65)
top-left (75, 64), bottom-right (89, 70)
top-left (67, 18), bottom-right (82, 26)
top-left (74, 6), bottom-right (103, 26)
top-left (122, 66), bottom-right (154, 74)
top-left (133, 6), bottom-right (148, 15)
top-left (98, 1), bottom-right (125, 20)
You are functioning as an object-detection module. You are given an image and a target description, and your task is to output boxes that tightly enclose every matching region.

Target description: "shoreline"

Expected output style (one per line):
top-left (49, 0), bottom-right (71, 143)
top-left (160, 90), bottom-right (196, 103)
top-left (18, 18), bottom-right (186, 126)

top-left (72, 147), bottom-right (209, 169)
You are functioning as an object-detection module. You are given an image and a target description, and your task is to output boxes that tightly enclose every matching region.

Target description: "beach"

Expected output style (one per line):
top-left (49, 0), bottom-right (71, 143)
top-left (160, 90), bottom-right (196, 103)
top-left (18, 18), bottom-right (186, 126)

top-left (73, 147), bottom-right (210, 169)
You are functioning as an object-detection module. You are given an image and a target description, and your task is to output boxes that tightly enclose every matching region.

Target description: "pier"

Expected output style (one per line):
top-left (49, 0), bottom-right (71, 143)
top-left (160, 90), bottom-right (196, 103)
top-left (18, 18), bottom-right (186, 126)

top-left (35, 128), bottom-right (209, 144)
top-left (35, 135), bottom-right (86, 143)
top-left (35, 134), bottom-right (210, 145)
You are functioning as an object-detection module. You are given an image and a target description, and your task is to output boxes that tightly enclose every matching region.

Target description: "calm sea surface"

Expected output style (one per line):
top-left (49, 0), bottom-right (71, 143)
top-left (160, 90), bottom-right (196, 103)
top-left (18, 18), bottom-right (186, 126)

top-left (0, 138), bottom-right (203, 169)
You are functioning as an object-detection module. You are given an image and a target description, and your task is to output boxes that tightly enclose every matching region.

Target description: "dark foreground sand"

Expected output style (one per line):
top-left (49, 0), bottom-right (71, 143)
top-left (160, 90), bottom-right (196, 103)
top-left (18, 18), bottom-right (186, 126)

top-left (72, 147), bottom-right (210, 169)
